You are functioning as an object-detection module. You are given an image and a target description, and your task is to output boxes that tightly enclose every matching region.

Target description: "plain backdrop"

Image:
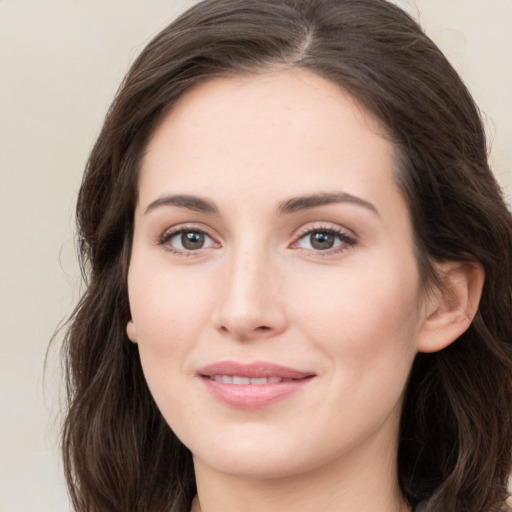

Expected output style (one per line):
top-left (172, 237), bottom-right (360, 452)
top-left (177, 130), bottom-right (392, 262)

top-left (0, 1), bottom-right (511, 510)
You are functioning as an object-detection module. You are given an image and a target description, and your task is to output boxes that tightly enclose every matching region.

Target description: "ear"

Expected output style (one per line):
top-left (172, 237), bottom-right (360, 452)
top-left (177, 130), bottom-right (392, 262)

top-left (416, 261), bottom-right (484, 353)
top-left (126, 320), bottom-right (138, 344)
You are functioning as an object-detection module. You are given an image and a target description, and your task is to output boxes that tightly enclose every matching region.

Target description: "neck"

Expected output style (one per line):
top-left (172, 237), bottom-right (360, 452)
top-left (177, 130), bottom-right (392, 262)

top-left (191, 433), bottom-right (410, 512)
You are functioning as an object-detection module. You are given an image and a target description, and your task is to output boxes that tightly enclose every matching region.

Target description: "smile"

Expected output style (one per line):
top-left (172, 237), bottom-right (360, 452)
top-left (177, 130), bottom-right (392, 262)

top-left (208, 375), bottom-right (293, 384)
top-left (198, 361), bottom-right (315, 409)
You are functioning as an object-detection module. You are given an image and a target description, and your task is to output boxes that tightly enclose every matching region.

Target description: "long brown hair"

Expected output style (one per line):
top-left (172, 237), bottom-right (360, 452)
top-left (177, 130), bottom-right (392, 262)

top-left (62, 1), bottom-right (512, 510)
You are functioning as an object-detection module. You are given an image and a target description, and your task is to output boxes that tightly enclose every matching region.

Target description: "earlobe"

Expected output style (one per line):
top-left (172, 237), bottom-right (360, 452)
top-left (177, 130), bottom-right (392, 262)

top-left (416, 261), bottom-right (485, 353)
top-left (126, 320), bottom-right (138, 344)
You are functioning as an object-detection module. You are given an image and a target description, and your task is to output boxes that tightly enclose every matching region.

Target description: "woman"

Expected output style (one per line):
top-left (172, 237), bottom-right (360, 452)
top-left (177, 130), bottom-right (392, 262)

top-left (62, 0), bottom-right (512, 511)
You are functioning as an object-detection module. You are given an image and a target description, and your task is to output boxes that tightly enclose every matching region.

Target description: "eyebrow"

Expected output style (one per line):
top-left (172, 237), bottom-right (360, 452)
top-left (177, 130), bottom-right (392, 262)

top-left (144, 194), bottom-right (219, 215)
top-left (277, 191), bottom-right (379, 216)
top-left (143, 191), bottom-right (379, 217)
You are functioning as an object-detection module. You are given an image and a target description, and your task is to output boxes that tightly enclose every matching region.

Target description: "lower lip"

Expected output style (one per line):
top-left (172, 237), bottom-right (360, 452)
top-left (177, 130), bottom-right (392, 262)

top-left (201, 377), bottom-right (313, 409)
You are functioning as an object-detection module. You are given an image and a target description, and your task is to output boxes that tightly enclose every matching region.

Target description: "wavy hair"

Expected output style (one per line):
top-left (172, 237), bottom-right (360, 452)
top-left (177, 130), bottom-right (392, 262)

top-left (62, 0), bottom-right (512, 510)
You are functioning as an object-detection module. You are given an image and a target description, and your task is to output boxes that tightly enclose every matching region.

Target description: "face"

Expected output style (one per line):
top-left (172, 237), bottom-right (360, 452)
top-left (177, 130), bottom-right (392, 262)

top-left (127, 70), bottom-right (430, 481)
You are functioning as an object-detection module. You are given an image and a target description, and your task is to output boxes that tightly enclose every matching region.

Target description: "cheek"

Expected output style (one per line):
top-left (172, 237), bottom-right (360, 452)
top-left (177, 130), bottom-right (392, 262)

top-left (127, 267), bottom-right (213, 423)
top-left (127, 263), bottom-right (214, 367)
top-left (290, 266), bottom-right (421, 440)
top-left (290, 257), bottom-right (422, 372)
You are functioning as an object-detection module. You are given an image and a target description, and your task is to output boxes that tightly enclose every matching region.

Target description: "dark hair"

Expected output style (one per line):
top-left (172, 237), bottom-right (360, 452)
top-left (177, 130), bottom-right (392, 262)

top-left (62, 0), bottom-right (512, 511)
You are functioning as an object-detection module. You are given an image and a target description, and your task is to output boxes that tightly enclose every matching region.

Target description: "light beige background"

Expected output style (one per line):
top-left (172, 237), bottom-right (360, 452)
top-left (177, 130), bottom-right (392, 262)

top-left (0, 1), bottom-right (510, 510)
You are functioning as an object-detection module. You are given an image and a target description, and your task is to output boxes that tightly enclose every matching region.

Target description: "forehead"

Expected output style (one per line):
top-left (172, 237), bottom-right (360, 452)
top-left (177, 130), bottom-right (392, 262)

top-left (139, 69), bottom-right (404, 221)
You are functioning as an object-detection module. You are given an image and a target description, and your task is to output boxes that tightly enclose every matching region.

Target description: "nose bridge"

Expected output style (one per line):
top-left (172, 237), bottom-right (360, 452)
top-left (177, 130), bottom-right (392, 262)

top-left (214, 238), bottom-right (285, 338)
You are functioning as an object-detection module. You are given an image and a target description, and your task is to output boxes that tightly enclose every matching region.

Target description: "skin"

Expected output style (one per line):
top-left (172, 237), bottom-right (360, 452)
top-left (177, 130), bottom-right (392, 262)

top-left (126, 69), bottom-right (481, 512)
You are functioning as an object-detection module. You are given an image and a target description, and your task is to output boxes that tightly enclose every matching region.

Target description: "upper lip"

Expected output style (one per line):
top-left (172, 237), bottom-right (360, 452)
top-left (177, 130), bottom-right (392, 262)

top-left (198, 361), bottom-right (315, 380)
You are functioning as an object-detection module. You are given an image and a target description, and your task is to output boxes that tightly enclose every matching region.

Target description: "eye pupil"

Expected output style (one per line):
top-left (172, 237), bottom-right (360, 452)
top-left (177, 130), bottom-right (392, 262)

top-left (310, 231), bottom-right (334, 250)
top-left (182, 231), bottom-right (205, 250)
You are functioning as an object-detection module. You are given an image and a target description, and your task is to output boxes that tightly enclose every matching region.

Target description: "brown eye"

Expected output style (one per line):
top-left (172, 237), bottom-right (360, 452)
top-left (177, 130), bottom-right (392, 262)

top-left (163, 229), bottom-right (217, 253)
top-left (310, 232), bottom-right (335, 250)
top-left (181, 231), bottom-right (206, 250)
top-left (294, 228), bottom-right (356, 253)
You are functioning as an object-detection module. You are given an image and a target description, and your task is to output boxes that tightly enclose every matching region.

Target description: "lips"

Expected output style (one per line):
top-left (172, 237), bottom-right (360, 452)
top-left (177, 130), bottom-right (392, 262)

top-left (209, 375), bottom-right (291, 384)
top-left (197, 361), bottom-right (315, 409)
top-left (199, 361), bottom-right (314, 379)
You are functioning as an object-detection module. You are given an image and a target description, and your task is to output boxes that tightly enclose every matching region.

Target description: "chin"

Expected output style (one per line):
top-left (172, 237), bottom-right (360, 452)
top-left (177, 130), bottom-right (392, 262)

top-left (194, 449), bottom-right (309, 480)
top-left (183, 426), bottom-right (311, 479)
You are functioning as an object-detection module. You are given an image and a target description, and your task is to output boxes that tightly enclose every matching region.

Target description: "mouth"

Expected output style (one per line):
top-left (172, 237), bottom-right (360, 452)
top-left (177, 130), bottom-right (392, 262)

top-left (197, 361), bottom-right (316, 409)
top-left (207, 375), bottom-right (295, 384)
top-left (198, 360), bottom-right (315, 379)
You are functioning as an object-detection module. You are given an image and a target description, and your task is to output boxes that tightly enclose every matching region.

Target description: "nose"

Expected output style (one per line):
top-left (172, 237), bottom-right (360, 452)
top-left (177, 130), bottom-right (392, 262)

top-left (212, 246), bottom-right (288, 341)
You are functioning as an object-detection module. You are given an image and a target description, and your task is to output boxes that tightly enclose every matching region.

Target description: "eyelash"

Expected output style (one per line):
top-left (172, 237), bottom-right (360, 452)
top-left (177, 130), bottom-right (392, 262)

top-left (291, 226), bottom-right (357, 256)
top-left (158, 224), bottom-right (357, 257)
top-left (158, 225), bottom-right (218, 257)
